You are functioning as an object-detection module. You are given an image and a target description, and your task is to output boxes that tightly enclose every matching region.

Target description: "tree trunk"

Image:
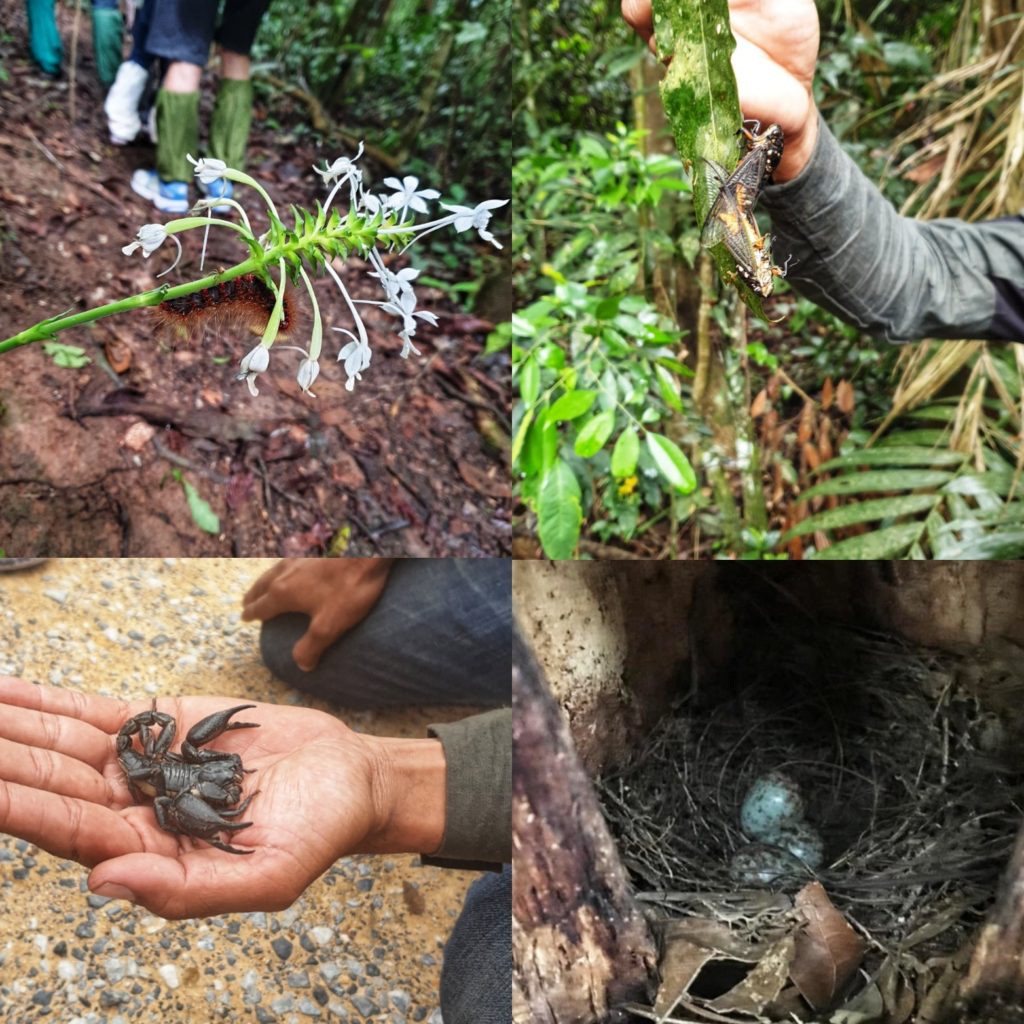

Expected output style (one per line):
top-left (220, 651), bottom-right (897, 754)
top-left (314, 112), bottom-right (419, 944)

top-left (512, 634), bottom-right (658, 1024)
top-left (945, 820), bottom-right (1024, 1024)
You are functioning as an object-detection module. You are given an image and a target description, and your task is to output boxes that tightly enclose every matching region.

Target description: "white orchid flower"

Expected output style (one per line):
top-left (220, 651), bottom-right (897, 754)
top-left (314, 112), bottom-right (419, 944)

top-left (187, 155), bottom-right (229, 185)
top-left (236, 344), bottom-right (270, 397)
top-left (440, 199), bottom-right (509, 248)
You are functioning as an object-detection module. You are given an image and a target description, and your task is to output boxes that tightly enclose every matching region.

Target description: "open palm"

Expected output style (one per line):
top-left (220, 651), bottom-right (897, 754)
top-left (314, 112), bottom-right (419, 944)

top-left (0, 678), bottom-right (380, 918)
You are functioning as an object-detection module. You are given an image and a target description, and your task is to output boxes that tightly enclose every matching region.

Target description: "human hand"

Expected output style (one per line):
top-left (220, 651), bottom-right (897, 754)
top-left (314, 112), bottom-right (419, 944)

top-left (0, 678), bottom-right (445, 918)
top-left (621, 0), bottom-right (820, 180)
top-left (241, 558), bottom-right (394, 671)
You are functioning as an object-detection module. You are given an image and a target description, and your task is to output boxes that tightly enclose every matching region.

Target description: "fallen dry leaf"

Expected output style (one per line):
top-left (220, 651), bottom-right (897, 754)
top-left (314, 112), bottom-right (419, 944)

top-left (790, 882), bottom-right (866, 1011)
top-left (709, 934), bottom-right (795, 1016)
top-left (457, 459), bottom-right (510, 499)
top-left (821, 376), bottom-right (834, 410)
top-left (837, 379), bottom-right (856, 415)
top-left (104, 337), bottom-right (133, 374)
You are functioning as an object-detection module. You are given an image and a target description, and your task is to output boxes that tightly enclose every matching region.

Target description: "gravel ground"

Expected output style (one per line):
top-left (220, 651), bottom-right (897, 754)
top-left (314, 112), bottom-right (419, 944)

top-left (0, 558), bottom-right (483, 1023)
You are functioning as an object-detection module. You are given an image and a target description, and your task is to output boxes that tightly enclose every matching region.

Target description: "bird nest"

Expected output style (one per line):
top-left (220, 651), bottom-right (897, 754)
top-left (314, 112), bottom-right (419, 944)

top-left (598, 630), bottom-right (1024, 1023)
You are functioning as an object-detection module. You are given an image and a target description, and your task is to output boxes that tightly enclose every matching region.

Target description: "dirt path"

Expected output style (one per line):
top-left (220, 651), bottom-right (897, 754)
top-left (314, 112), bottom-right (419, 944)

top-left (0, 3), bottom-right (510, 557)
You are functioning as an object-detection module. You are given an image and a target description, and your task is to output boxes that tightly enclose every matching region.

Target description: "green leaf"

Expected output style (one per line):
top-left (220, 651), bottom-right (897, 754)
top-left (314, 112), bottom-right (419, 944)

top-left (809, 522), bottom-right (923, 560)
top-left (646, 432), bottom-right (697, 493)
top-left (940, 529), bottom-right (1024, 560)
top-left (574, 410), bottom-right (616, 458)
top-left (799, 469), bottom-right (953, 501)
top-left (783, 494), bottom-right (940, 540)
top-left (519, 356), bottom-right (541, 407)
top-left (815, 447), bottom-right (967, 473)
top-left (654, 363), bottom-right (684, 411)
top-left (170, 470), bottom-right (220, 535)
top-left (549, 389), bottom-right (597, 421)
top-left (537, 460), bottom-right (582, 559)
top-left (511, 406), bottom-right (535, 466)
top-left (42, 342), bottom-right (91, 369)
top-left (611, 427), bottom-right (640, 478)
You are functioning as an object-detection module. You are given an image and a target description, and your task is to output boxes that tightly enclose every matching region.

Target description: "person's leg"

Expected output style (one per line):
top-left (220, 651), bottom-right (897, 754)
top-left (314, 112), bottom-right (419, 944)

top-left (25, 0), bottom-right (62, 76)
top-left (260, 560), bottom-right (511, 708)
top-left (90, 0), bottom-right (123, 86)
top-left (130, 0), bottom-right (217, 211)
top-left (199, 0), bottom-right (268, 207)
top-left (439, 866), bottom-right (511, 1024)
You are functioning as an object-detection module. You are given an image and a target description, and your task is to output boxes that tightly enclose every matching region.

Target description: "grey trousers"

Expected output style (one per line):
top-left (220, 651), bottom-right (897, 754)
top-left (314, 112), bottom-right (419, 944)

top-left (259, 559), bottom-right (511, 709)
top-left (258, 558), bottom-right (511, 1024)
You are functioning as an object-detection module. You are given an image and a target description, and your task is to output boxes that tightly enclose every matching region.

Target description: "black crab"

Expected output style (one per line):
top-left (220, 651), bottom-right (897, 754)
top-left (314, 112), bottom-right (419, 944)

top-left (116, 703), bottom-right (260, 855)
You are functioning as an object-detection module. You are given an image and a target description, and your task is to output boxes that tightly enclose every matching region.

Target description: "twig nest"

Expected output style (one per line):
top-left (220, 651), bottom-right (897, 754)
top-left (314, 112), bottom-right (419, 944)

top-left (740, 771), bottom-right (805, 840)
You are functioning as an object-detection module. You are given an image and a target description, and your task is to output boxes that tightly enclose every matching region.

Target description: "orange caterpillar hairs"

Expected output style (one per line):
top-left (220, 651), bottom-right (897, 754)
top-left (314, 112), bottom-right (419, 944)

top-left (155, 274), bottom-right (295, 338)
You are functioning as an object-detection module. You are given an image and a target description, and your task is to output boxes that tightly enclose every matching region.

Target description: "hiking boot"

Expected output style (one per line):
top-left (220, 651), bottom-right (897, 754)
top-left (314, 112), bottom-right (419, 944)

top-left (130, 169), bottom-right (189, 214)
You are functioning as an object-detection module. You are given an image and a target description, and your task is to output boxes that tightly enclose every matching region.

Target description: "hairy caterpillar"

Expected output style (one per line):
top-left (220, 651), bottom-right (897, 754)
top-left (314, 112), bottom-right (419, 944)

top-left (155, 274), bottom-right (295, 338)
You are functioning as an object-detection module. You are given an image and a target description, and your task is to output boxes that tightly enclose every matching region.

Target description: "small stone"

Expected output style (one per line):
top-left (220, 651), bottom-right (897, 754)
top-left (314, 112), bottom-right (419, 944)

top-left (31, 989), bottom-right (53, 1006)
top-left (57, 959), bottom-right (80, 981)
top-left (127, 630), bottom-right (145, 642)
top-left (312, 987), bottom-right (329, 1007)
top-left (319, 964), bottom-right (342, 984)
top-left (356, 878), bottom-right (374, 892)
top-left (158, 963), bottom-right (180, 989)
top-left (53, 940), bottom-right (68, 956)
top-left (390, 991), bottom-right (411, 1013)
top-left (288, 971), bottom-right (310, 989)
top-left (366, 963), bottom-right (380, 977)
top-left (255, 1010), bottom-right (276, 1024)
top-left (33, 934), bottom-right (48, 953)
top-left (100, 990), bottom-right (128, 1009)
top-left (103, 627), bottom-right (120, 643)
top-left (75, 922), bottom-right (95, 939)
top-left (271, 994), bottom-right (295, 1014)
top-left (44, 589), bottom-right (69, 605)
top-left (105, 957), bottom-right (129, 982)
top-left (87, 894), bottom-right (112, 909)
top-left (149, 634), bottom-right (171, 647)
top-left (351, 995), bottom-right (377, 1018)
top-left (308, 926), bottom-right (334, 947)
top-left (271, 936), bottom-right (294, 962)
top-left (300, 933), bottom-right (316, 954)
top-left (298, 997), bottom-right (321, 1017)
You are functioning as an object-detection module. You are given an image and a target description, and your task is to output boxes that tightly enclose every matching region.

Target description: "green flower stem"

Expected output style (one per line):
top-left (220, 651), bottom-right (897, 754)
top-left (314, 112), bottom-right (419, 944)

top-left (223, 170), bottom-right (281, 223)
top-left (165, 216), bottom-right (252, 240)
top-left (0, 258), bottom-right (260, 354)
top-left (0, 212), bottom-right (383, 355)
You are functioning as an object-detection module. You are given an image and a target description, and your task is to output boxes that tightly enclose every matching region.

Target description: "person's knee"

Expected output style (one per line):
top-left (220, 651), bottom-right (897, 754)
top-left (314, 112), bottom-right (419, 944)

top-left (258, 614), bottom-right (308, 684)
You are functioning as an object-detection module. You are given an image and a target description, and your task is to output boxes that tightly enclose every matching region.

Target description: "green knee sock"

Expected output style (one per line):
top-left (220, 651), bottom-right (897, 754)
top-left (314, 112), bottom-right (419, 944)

top-left (156, 88), bottom-right (200, 183)
top-left (90, 7), bottom-right (123, 86)
top-left (25, 0), bottom-right (62, 76)
top-left (209, 78), bottom-right (254, 170)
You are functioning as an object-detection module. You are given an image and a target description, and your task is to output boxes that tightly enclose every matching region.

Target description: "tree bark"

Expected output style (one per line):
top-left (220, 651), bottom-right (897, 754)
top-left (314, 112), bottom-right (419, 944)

top-left (944, 820), bottom-right (1024, 1024)
top-left (512, 633), bottom-right (658, 1024)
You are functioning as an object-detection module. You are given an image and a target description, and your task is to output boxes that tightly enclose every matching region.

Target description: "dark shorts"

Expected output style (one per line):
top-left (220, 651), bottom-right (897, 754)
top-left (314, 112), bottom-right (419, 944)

top-left (144, 0), bottom-right (272, 66)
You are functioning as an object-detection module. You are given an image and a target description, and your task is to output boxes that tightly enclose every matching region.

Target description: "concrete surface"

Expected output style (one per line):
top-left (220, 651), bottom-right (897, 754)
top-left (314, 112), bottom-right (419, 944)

top-left (0, 558), bottom-right (482, 1023)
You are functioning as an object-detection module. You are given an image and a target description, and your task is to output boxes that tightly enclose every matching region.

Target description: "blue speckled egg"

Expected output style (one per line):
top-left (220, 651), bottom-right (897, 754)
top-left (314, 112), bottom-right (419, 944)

top-left (739, 771), bottom-right (804, 840)
top-left (773, 821), bottom-right (824, 869)
top-left (729, 843), bottom-right (803, 886)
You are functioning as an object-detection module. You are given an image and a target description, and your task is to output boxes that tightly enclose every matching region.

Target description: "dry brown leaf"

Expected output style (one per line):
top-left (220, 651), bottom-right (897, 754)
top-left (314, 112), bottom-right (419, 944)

top-left (104, 337), bottom-right (132, 374)
top-left (708, 934), bottom-right (796, 1016)
top-left (751, 389), bottom-right (769, 418)
top-left (655, 918), bottom-right (768, 1016)
top-left (803, 442), bottom-right (821, 472)
top-left (821, 376), bottom-right (835, 410)
top-left (790, 882), bottom-right (866, 1011)
top-left (904, 153), bottom-right (947, 183)
top-left (837, 379), bottom-right (856, 415)
top-left (798, 400), bottom-right (815, 444)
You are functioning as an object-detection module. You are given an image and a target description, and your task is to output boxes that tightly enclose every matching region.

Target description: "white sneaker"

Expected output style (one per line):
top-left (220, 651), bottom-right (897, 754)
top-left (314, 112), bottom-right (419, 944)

top-left (105, 60), bottom-right (149, 145)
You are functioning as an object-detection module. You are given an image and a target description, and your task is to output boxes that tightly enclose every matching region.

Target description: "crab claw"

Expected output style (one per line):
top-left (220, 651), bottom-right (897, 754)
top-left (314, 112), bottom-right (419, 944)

top-left (181, 705), bottom-right (260, 763)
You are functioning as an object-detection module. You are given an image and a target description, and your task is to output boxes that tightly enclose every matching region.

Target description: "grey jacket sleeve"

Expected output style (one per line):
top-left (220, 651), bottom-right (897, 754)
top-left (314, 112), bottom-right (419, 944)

top-left (760, 112), bottom-right (1024, 343)
top-left (422, 708), bottom-right (511, 871)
